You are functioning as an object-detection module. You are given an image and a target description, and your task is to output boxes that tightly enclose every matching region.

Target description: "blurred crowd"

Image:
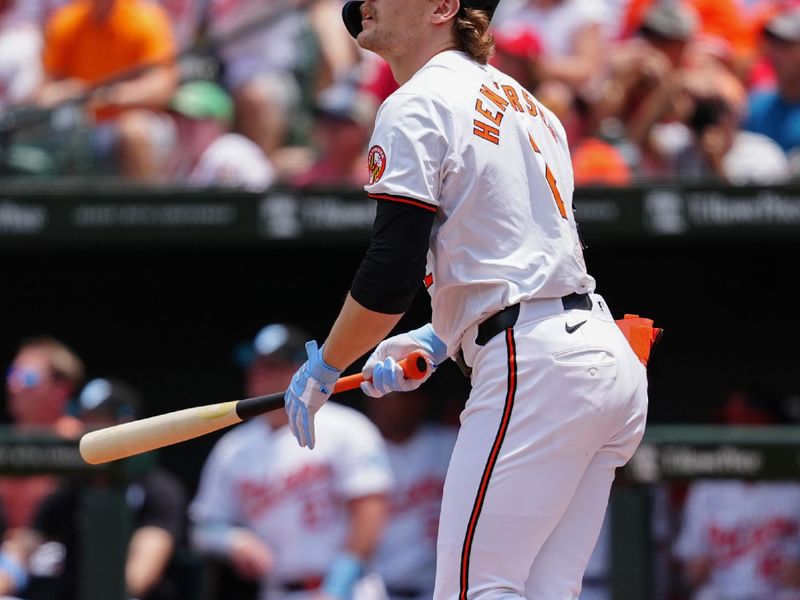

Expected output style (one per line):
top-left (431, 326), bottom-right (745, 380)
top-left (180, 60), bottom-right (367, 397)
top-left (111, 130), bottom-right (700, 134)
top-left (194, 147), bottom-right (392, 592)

top-left (1, 0), bottom-right (800, 187)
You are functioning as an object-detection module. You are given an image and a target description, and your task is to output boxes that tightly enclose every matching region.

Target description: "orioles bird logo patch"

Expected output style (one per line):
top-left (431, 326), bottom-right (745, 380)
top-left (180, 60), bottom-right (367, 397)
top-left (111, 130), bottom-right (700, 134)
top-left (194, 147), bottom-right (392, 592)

top-left (368, 145), bottom-right (387, 185)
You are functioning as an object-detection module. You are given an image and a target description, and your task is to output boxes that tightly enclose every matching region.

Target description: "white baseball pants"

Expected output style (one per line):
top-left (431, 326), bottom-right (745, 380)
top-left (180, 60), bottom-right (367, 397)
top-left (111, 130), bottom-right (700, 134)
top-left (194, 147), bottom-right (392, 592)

top-left (433, 294), bottom-right (648, 600)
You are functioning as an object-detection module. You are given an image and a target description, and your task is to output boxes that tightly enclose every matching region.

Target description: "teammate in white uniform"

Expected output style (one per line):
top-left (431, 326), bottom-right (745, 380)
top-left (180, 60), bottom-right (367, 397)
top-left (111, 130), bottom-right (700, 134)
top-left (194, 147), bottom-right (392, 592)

top-left (190, 324), bottom-right (393, 600)
top-left (674, 480), bottom-right (800, 600)
top-left (366, 390), bottom-right (458, 600)
top-left (281, 0), bottom-right (649, 598)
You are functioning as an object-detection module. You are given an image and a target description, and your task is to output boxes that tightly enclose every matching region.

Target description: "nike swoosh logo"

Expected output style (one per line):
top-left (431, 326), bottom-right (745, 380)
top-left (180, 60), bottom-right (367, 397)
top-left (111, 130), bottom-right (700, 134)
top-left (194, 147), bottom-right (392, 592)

top-left (565, 320), bottom-right (587, 334)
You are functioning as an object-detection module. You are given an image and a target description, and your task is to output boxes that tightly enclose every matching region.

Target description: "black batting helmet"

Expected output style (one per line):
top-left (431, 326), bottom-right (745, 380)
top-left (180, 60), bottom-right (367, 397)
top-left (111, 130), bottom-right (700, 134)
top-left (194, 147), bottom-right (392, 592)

top-left (342, 0), bottom-right (501, 39)
top-left (77, 378), bottom-right (142, 423)
top-left (234, 323), bottom-right (309, 368)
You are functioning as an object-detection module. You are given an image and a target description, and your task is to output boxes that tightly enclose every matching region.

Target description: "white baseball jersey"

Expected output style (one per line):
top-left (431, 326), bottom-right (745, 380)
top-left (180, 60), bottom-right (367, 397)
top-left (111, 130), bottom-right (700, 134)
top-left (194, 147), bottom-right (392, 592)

top-left (189, 402), bottom-right (393, 592)
top-left (364, 50), bottom-right (594, 356)
top-left (188, 133), bottom-right (277, 190)
top-left (674, 480), bottom-right (800, 600)
top-left (371, 425), bottom-right (457, 599)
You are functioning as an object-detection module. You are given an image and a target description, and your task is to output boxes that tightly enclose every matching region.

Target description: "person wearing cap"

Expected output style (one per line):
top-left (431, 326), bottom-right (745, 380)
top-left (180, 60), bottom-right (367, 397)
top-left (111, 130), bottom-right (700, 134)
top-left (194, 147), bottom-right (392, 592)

top-left (0, 336), bottom-right (86, 597)
top-left (489, 26), bottom-right (542, 91)
top-left (166, 80), bottom-right (277, 190)
top-left (285, 79), bottom-right (377, 188)
top-left (4, 377), bottom-right (187, 600)
top-left (490, 0), bottom-right (609, 91)
top-left (189, 324), bottom-right (392, 600)
top-left (744, 6), bottom-right (800, 156)
top-left (619, 0), bottom-right (749, 62)
top-left (282, 0), bottom-right (650, 599)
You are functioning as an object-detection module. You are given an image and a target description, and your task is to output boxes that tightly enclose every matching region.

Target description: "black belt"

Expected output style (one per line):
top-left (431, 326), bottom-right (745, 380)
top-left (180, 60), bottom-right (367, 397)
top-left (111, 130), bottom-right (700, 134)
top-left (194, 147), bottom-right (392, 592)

top-left (476, 292), bottom-right (592, 347)
top-left (386, 586), bottom-right (424, 598)
top-left (456, 293), bottom-right (592, 376)
top-left (280, 576), bottom-right (323, 592)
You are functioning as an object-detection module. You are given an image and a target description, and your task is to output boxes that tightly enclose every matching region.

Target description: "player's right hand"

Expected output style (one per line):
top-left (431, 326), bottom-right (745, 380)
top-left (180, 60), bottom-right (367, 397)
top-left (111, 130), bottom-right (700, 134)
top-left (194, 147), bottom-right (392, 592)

top-left (285, 340), bottom-right (341, 449)
top-left (361, 324), bottom-right (446, 398)
top-left (229, 529), bottom-right (274, 580)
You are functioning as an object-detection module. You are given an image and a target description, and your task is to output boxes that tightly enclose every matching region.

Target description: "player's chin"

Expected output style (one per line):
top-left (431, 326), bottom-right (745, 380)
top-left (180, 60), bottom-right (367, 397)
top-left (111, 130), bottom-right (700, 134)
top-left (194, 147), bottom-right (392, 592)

top-left (357, 28), bottom-right (379, 50)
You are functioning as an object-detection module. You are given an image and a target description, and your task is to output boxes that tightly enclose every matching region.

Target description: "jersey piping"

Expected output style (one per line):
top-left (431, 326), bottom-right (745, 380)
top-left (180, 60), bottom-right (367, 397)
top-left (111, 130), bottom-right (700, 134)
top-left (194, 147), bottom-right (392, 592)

top-left (459, 327), bottom-right (518, 599)
top-left (368, 192), bottom-right (438, 213)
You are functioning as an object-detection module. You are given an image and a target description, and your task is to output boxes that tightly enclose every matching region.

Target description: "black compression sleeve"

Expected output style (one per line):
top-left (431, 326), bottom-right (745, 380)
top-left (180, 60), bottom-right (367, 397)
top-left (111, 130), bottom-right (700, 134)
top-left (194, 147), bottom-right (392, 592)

top-left (350, 198), bottom-right (435, 314)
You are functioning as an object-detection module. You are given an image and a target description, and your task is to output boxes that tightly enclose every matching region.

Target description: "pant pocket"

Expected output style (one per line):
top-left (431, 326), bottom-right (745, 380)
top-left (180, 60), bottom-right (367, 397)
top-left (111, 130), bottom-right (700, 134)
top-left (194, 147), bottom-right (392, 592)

top-left (552, 346), bottom-right (616, 368)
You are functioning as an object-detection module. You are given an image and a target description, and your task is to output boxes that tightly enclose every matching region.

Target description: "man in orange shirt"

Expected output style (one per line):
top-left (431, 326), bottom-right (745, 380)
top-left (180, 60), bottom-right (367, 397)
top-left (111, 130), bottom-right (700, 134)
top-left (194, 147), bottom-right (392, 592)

top-left (38, 0), bottom-right (178, 180)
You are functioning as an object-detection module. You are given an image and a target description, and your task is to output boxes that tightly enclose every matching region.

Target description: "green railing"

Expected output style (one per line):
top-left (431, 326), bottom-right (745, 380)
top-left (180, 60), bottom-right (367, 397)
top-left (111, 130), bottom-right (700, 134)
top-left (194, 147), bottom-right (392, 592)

top-left (0, 428), bottom-right (152, 600)
top-left (613, 425), bottom-right (800, 599)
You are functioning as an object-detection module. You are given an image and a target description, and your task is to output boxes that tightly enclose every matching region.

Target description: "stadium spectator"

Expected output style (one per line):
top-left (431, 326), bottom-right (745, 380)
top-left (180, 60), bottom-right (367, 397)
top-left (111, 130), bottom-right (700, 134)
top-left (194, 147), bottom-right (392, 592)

top-left (630, 59), bottom-right (789, 181)
top-left (359, 56), bottom-right (400, 109)
top-left (166, 80), bottom-right (276, 189)
top-left (37, 0), bottom-right (179, 180)
top-left (3, 378), bottom-right (187, 600)
top-left (304, 0), bottom-right (362, 92)
top-left (620, 0), bottom-right (749, 68)
top-left (590, 3), bottom-right (693, 149)
top-left (208, 0), bottom-right (359, 161)
top-left (744, 6), bottom-right (800, 159)
top-left (0, 1), bottom-right (44, 114)
top-left (673, 387), bottom-right (800, 599)
top-left (189, 324), bottom-right (392, 600)
top-left (158, 0), bottom-right (204, 50)
top-left (285, 80), bottom-right (375, 188)
top-left (4, 336), bottom-right (84, 437)
top-left (490, 26), bottom-right (543, 93)
top-left (365, 390), bottom-right (457, 600)
top-left (675, 92), bottom-right (789, 183)
top-left (0, 337), bottom-right (84, 532)
top-left (0, 337), bottom-right (85, 597)
top-left (608, 0), bottom-right (791, 181)
top-left (491, 0), bottom-right (609, 91)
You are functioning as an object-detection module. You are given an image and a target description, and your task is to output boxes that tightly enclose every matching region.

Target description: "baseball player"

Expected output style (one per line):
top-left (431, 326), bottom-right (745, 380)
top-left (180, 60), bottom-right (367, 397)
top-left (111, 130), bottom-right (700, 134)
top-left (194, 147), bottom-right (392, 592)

top-left (366, 390), bottom-right (458, 600)
top-left (281, 0), bottom-right (650, 598)
top-left (189, 324), bottom-right (393, 600)
top-left (674, 480), bottom-right (800, 600)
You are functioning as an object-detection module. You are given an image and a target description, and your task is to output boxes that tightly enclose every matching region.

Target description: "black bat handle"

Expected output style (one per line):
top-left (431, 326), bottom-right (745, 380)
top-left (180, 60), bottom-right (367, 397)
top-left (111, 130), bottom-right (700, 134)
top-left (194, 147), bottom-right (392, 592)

top-left (235, 392), bottom-right (286, 421)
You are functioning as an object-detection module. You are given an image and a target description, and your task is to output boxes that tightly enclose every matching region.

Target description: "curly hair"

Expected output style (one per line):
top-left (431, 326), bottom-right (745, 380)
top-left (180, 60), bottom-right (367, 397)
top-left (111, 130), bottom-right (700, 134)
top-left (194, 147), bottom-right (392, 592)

top-left (454, 7), bottom-right (495, 64)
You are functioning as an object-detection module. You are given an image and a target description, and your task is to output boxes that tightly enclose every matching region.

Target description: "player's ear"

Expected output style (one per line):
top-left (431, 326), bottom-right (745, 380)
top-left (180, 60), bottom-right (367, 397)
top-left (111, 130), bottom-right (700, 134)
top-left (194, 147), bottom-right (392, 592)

top-left (431, 0), bottom-right (460, 25)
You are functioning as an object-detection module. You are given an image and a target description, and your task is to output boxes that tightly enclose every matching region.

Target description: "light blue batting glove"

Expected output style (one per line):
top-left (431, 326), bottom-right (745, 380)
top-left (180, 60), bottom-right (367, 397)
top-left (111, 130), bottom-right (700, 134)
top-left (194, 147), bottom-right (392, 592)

top-left (284, 341), bottom-right (341, 449)
top-left (322, 553), bottom-right (363, 599)
top-left (361, 324), bottom-right (448, 398)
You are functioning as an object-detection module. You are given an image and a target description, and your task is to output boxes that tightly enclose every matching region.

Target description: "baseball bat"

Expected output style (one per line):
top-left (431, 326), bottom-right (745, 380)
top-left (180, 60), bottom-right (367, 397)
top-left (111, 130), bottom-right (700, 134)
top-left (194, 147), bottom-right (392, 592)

top-left (79, 351), bottom-right (429, 465)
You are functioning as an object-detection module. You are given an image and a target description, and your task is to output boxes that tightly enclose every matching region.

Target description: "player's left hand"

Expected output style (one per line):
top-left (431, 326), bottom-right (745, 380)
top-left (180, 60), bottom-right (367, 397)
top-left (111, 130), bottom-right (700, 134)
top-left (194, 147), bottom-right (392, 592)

top-left (360, 324), bottom-right (445, 398)
top-left (284, 341), bottom-right (341, 449)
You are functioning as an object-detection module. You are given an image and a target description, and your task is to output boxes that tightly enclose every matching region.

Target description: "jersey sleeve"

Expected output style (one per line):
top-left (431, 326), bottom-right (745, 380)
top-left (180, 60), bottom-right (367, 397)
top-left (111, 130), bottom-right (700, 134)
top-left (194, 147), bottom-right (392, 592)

top-left (331, 409), bottom-right (393, 500)
top-left (365, 93), bottom-right (457, 211)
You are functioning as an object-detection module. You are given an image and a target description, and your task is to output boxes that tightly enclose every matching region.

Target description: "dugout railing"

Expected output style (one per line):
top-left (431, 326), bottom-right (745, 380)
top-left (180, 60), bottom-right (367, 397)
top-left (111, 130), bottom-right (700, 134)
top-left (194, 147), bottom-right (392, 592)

top-left (1, 426), bottom-right (799, 599)
top-left (612, 425), bottom-right (800, 599)
top-left (0, 427), bottom-right (150, 600)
